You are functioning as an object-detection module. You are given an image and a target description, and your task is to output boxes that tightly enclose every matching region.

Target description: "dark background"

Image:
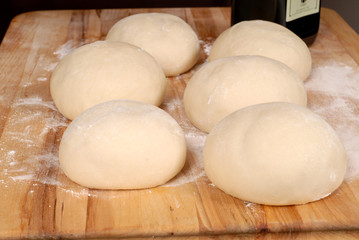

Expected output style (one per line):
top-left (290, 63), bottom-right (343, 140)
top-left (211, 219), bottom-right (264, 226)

top-left (0, 0), bottom-right (358, 43)
top-left (0, 0), bottom-right (230, 43)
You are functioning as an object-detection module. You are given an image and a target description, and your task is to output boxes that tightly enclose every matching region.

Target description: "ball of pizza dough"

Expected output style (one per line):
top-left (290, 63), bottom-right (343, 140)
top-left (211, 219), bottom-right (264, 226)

top-left (208, 20), bottom-right (312, 81)
top-left (183, 55), bottom-right (307, 133)
top-left (59, 100), bottom-right (187, 189)
top-left (203, 102), bottom-right (347, 205)
top-left (50, 41), bottom-right (167, 120)
top-left (106, 13), bottom-right (200, 76)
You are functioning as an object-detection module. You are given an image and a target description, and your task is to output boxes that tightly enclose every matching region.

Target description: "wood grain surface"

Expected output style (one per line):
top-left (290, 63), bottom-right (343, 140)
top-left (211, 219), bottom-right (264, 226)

top-left (1, 7), bottom-right (359, 239)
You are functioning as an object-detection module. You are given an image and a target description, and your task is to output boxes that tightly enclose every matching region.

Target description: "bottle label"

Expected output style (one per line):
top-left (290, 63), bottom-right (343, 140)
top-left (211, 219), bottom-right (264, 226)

top-left (286, 0), bottom-right (320, 22)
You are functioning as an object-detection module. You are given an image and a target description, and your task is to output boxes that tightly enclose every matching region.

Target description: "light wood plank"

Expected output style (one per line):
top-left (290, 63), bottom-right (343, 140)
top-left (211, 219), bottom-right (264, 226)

top-left (0, 7), bottom-right (359, 239)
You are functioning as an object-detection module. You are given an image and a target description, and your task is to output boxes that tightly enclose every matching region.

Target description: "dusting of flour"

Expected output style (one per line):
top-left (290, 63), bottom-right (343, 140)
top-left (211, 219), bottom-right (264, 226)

top-left (0, 96), bottom-right (68, 188)
top-left (199, 37), bottom-right (214, 57)
top-left (305, 62), bottom-right (359, 180)
top-left (53, 40), bottom-right (77, 60)
top-left (161, 97), bottom-right (208, 187)
top-left (2, 39), bottom-right (359, 194)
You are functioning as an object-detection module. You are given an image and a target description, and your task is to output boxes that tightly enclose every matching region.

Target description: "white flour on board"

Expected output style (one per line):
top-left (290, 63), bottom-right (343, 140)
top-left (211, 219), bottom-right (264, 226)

top-left (2, 39), bottom-right (359, 194)
top-left (305, 62), bottom-right (359, 180)
top-left (199, 37), bottom-right (214, 57)
top-left (162, 97), bottom-right (207, 187)
top-left (0, 94), bottom-right (68, 188)
top-left (42, 40), bottom-right (78, 73)
top-left (53, 40), bottom-right (78, 60)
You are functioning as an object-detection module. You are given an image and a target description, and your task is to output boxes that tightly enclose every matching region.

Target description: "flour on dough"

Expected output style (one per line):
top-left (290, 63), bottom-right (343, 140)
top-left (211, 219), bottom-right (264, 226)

top-left (59, 100), bottom-right (187, 189)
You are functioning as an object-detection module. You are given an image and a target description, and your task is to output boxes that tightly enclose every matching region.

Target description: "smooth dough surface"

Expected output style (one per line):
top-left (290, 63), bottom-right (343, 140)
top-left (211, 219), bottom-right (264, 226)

top-left (203, 102), bottom-right (347, 205)
top-left (208, 20), bottom-right (312, 81)
top-left (59, 100), bottom-right (187, 189)
top-left (106, 13), bottom-right (200, 76)
top-left (50, 41), bottom-right (167, 120)
top-left (183, 55), bottom-right (307, 133)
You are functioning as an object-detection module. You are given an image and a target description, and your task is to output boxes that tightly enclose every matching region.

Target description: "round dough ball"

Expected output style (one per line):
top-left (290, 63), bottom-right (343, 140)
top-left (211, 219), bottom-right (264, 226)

top-left (50, 41), bottom-right (167, 120)
top-left (106, 13), bottom-right (200, 76)
top-left (183, 55), bottom-right (307, 133)
top-left (59, 100), bottom-right (187, 189)
top-left (208, 20), bottom-right (312, 81)
top-left (203, 102), bottom-right (347, 205)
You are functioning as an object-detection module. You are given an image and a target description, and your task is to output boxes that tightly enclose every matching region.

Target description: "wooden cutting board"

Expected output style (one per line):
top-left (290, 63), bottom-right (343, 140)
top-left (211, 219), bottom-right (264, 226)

top-left (1, 7), bottom-right (359, 239)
